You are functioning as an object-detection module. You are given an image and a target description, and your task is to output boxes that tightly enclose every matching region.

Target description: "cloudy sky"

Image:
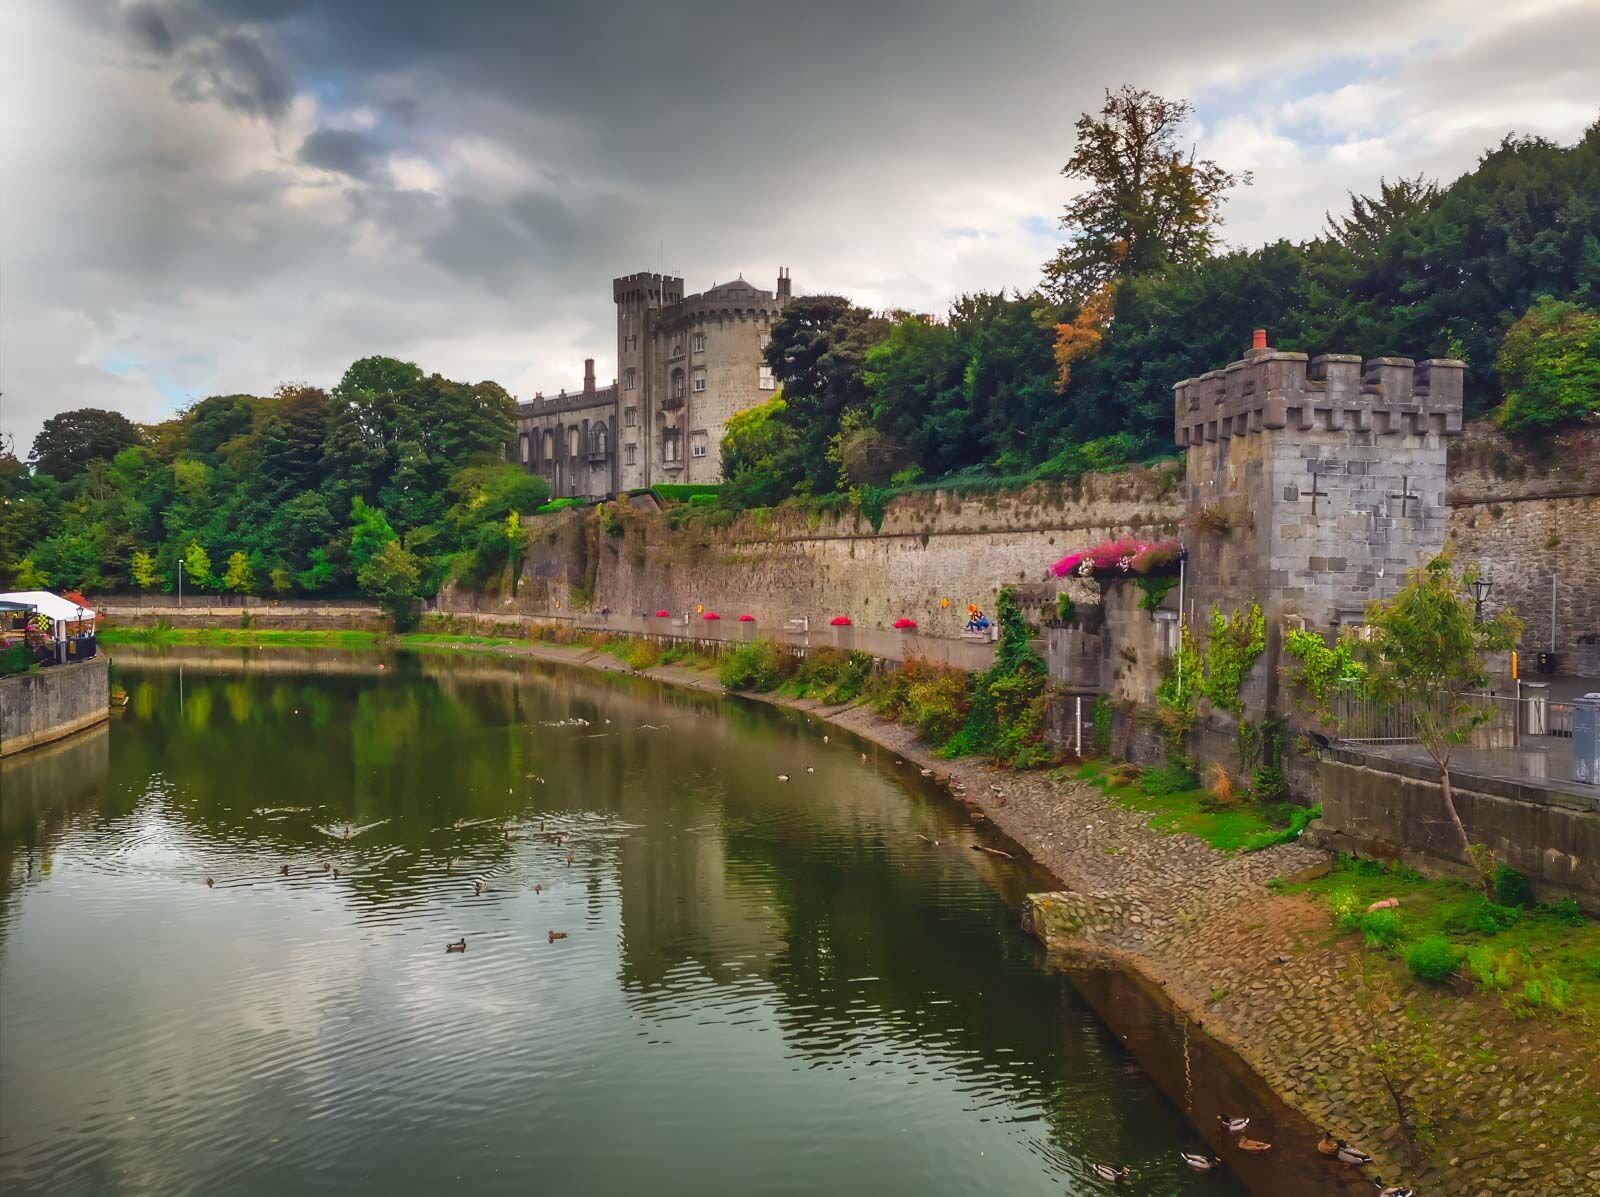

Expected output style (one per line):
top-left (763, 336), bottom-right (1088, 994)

top-left (2, 0), bottom-right (1596, 454)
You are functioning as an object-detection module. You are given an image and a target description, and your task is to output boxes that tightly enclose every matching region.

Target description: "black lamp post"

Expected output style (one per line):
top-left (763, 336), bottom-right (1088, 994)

top-left (1471, 567), bottom-right (1493, 625)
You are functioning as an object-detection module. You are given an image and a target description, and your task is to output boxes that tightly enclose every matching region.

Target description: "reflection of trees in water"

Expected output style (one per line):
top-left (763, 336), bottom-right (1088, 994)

top-left (0, 724), bottom-right (111, 917)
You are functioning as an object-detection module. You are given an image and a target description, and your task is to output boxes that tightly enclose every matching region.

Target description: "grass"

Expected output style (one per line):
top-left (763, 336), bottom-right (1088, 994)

top-left (1282, 855), bottom-right (1600, 1021)
top-left (102, 626), bottom-right (385, 649)
top-left (1073, 759), bottom-right (1318, 853)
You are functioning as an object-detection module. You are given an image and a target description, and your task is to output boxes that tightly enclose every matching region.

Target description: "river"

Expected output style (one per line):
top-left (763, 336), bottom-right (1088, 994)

top-left (1, 647), bottom-right (1314, 1195)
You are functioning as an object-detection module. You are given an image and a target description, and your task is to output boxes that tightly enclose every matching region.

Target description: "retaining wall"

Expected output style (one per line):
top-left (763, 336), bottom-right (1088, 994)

top-left (0, 656), bottom-right (110, 757)
top-left (1310, 749), bottom-right (1600, 912)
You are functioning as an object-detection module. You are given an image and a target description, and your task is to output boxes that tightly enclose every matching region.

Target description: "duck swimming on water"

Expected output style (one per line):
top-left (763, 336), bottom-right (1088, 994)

top-left (1236, 1138), bottom-right (1272, 1154)
top-left (445, 938), bottom-right (466, 953)
top-left (1217, 1114), bottom-right (1250, 1134)
top-left (1091, 1163), bottom-right (1133, 1182)
top-left (1179, 1152), bottom-right (1222, 1173)
top-left (1317, 1132), bottom-right (1340, 1156)
top-left (1373, 1183), bottom-right (1414, 1197)
top-left (548, 930), bottom-right (568, 942)
top-left (1337, 1141), bottom-right (1375, 1166)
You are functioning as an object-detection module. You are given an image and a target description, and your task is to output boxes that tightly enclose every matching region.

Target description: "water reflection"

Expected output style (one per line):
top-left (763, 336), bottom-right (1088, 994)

top-left (0, 649), bottom-right (1275, 1196)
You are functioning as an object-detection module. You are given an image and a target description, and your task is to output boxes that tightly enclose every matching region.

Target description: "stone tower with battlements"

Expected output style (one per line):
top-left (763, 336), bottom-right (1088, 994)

top-left (1174, 334), bottom-right (1465, 711)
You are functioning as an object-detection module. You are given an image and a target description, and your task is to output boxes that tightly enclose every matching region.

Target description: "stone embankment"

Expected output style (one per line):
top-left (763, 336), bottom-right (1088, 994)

top-left (801, 704), bottom-right (1599, 1197)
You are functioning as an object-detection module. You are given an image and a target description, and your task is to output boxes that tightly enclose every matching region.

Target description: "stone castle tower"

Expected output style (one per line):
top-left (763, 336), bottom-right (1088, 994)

top-left (1174, 333), bottom-right (1465, 710)
top-left (514, 269), bottom-right (792, 499)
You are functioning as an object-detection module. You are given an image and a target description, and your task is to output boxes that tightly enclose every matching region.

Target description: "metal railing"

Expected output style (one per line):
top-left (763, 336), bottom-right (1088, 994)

top-left (1331, 688), bottom-right (1574, 747)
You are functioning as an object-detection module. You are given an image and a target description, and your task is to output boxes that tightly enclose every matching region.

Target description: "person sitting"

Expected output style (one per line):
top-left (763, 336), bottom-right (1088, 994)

top-left (964, 604), bottom-right (990, 633)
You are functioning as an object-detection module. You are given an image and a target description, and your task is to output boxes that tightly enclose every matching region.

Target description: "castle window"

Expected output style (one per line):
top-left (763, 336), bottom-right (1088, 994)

top-left (692, 332), bottom-right (706, 353)
top-left (625, 444), bottom-right (637, 466)
top-left (542, 430), bottom-right (555, 460)
top-left (624, 406), bottom-right (637, 427)
top-left (520, 433), bottom-right (531, 463)
top-left (672, 342), bottom-right (683, 358)
top-left (690, 431), bottom-right (709, 459)
top-left (670, 369), bottom-right (685, 401)
top-left (625, 368), bottom-right (636, 390)
top-left (591, 425), bottom-right (608, 457)
top-left (692, 371), bottom-right (706, 393)
top-left (568, 427), bottom-right (580, 457)
top-left (759, 365), bottom-right (775, 391)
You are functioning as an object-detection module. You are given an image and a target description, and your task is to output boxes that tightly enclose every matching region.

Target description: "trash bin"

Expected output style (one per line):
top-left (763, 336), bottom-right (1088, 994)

top-left (1573, 695), bottom-right (1600, 786)
top-left (1523, 682), bottom-right (1550, 736)
top-left (1536, 651), bottom-right (1558, 675)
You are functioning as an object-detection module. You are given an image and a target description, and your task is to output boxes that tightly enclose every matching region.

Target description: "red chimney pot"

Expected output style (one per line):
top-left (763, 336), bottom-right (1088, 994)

top-left (1252, 329), bottom-right (1268, 351)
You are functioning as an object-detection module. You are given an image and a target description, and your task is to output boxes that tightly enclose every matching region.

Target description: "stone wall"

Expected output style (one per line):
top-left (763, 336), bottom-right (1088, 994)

top-left (454, 466), bottom-right (1186, 640)
top-left (1311, 749), bottom-right (1600, 912)
top-left (96, 602), bottom-right (389, 633)
top-left (1445, 422), bottom-right (1600, 662)
top-left (0, 656), bottom-right (110, 756)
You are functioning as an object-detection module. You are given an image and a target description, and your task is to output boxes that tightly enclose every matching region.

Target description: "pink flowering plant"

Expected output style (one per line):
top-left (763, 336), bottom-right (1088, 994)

top-left (1050, 537), bottom-right (1183, 580)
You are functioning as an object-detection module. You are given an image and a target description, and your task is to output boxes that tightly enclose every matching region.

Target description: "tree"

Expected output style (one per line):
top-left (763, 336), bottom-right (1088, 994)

top-left (182, 541), bottom-right (213, 591)
top-left (764, 296), bottom-right (892, 493)
top-left (357, 539), bottom-right (421, 630)
top-left (222, 550), bottom-right (255, 596)
top-left (1356, 554), bottom-right (1522, 893)
top-left (1494, 296), bottom-right (1600, 430)
top-left (718, 397), bottom-right (806, 507)
top-left (1322, 175), bottom-right (1441, 251)
top-left (130, 550), bottom-right (159, 592)
top-left (1042, 85), bottom-right (1250, 305)
top-left (348, 498), bottom-right (397, 573)
top-left (30, 408), bottom-right (142, 482)
top-left (13, 556), bottom-right (49, 589)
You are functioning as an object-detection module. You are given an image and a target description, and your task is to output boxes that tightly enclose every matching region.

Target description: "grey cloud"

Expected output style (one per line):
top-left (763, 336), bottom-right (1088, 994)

top-left (299, 127), bottom-right (384, 179)
top-left (172, 31), bottom-right (293, 118)
top-left (124, 3), bottom-right (176, 54)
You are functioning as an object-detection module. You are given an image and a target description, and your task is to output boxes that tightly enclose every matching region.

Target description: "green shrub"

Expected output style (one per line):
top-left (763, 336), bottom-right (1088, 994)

top-left (908, 677), bottom-right (970, 745)
top-left (1441, 896), bottom-right (1523, 936)
top-left (1406, 935), bottom-right (1465, 983)
top-left (1239, 804), bottom-right (1320, 852)
top-left (717, 639), bottom-right (788, 691)
top-left (1090, 694), bottom-right (1112, 756)
top-left (535, 497), bottom-right (584, 514)
top-left (1138, 762), bottom-right (1200, 796)
top-left (788, 648), bottom-right (874, 704)
top-left (1493, 863), bottom-right (1533, 907)
top-left (1359, 908), bottom-right (1403, 949)
top-left (1055, 593), bottom-right (1077, 624)
top-left (1250, 763), bottom-right (1287, 801)
top-left (1464, 945), bottom-right (1521, 992)
top-left (1328, 887), bottom-right (1361, 930)
top-left (0, 643), bottom-right (33, 676)
top-left (1540, 896), bottom-right (1586, 926)
top-left (1495, 296), bottom-right (1600, 431)
top-left (627, 641), bottom-right (660, 670)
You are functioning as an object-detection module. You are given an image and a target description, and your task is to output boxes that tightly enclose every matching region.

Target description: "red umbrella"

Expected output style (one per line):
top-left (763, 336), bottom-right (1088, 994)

top-left (830, 616), bottom-right (852, 626)
top-left (654, 610), bottom-right (670, 618)
top-left (702, 612), bottom-right (721, 620)
top-left (893, 617), bottom-right (917, 629)
top-left (737, 614), bottom-right (755, 622)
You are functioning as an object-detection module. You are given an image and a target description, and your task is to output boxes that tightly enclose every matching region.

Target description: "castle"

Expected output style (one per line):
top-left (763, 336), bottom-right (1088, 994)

top-left (513, 269), bottom-right (793, 498)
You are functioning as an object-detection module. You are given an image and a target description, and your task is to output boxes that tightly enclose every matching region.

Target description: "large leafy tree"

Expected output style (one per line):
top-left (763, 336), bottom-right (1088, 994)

top-left (763, 296), bottom-right (891, 493)
top-left (1494, 296), bottom-right (1600, 429)
top-left (1042, 85), bottom-right (1250, 306)
top-left (30, 408), bottom-right (142, 481)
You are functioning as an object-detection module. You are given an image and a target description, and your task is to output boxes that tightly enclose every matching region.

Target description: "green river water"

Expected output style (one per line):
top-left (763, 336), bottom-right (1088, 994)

top-left (0, 648), bottom-right (1363, 1196)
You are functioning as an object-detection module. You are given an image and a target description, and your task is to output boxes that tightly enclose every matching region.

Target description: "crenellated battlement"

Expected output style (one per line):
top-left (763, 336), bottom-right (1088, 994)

top-left (1174, 347), bottom-right (1464, 447)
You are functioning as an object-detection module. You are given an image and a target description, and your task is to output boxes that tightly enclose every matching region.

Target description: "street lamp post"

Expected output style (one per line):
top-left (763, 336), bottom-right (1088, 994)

top-left (1471, 565), bottom-right (1493, 625)
top-left (178, 559), bottom-right (184, 609)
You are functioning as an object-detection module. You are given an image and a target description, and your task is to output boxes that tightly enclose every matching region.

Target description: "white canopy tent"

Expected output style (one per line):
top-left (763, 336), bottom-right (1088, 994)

top-left (0, 591), bottom-right (97, 640)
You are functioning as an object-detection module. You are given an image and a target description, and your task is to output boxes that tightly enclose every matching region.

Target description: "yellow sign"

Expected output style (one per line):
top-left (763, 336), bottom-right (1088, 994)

top-left (696, 604), bottom-right (703, 614)
top-left (34, 613), bottom-right (50, 632)
top-left (1510, 649), bottom-right (1518, 680)
top-left (940, 597), bottom-right (950, 609)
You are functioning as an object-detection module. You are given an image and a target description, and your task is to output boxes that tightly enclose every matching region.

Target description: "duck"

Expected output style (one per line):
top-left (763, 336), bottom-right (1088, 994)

top-left (1217, 1114), bottom-right (1250, 1134)
top-left (1179, 1152), bottom-right (1222, 1173)
top-left (1236, 1138), bottom-right (1272, 1154)
top-left (279, 864), bottom-right (290, 876)
top-left (1373, 1183), bottom-right (1413, 1197)
top-left (1317, 1132), bottom-right (1340, 1157)
top-left (548, 930), bottom-right (568, 942)
top-left (473, 880), bottom-right (484, 896)
top-left (322, 862), bottom-right (331, 873)
top-left (534, 883), bottom-right (543, 895)
top-left (1337, 1141), bottom-right (1375, 1166)
top-left (777, 774), bottom-right (790, 782)
top-left (822, 734), bottom-right (828, 743)
top-left (205, 876), bottom-right (215, 888)
top-left (1091, 1163), bottom-right (1133, 1183)
top-left (332, 868), bottom-right (340, 879)
top-left (805, 766), bottom-right (814, 774)
top-left (445, 938), bottom-right (466, 953)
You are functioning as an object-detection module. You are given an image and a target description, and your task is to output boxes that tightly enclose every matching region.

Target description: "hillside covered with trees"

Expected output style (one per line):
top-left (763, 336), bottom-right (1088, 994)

top-left (2, 90), bottom-right (1596, 605)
